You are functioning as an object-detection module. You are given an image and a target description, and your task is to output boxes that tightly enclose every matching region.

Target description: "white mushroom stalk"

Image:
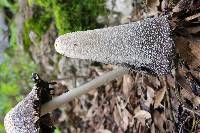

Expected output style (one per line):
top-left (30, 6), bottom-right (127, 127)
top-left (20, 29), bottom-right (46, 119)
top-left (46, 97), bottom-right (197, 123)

top-left (41, 67), bottom-right (129, 115)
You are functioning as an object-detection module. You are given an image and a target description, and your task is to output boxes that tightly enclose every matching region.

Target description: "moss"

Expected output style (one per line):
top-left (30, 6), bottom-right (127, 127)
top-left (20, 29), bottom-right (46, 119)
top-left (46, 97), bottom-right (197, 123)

top-left (0, 0), bottom-right (18, 13)
top-left (24, 0), bottom-right (107, 41)
top-left (52, 0), bottom-right (106, 34)
top-left (0, 47), bottom-right (37, 114)
top-left (28, 0), bottom-right (52, 8)
top-left (52, 3), bottom-right (71, 34)
top-left (23, 4), bottom-right (52, 49)
top-left (9, 21), bottom-right (17, 47)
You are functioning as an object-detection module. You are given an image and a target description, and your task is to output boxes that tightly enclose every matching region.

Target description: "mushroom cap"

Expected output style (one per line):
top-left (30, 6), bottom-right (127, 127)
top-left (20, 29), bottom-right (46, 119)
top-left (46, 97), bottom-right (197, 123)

top-left (4, 74), bottom-right (55, 133)
top-left (4, 86), bottom-right (40, 133)
top-left (55, 15), bottom-right (175, 75)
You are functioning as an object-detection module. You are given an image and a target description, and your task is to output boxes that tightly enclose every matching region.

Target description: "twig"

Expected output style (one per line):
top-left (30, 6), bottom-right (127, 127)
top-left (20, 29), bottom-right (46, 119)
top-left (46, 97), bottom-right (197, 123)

top-left (41, 67), bottom-right (129, 115)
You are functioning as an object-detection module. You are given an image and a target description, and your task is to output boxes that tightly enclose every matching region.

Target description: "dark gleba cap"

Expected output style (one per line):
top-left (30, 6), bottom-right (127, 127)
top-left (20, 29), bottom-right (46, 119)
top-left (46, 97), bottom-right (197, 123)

top-left (4, 74), bottom-right (55, 133)
top-left (4, 86), bottom-right (41, 133)
top-left (55, 15), bottom-right (175, 75)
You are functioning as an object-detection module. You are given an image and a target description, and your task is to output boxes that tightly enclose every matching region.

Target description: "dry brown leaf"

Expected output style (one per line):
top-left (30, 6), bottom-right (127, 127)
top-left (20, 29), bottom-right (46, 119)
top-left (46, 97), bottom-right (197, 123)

top-left (114, 103), bottom-right (131, 131)
top-left (172, 0), bottom-right (190, 13)
top-left (133, 110), bottom-right (151, 120)
top-left (113, 106), bottom-right (121, 126)
top-left (192, 96), bottom-right (200, 106)
top-left (175, 37), bottom-right (200, 68)
top-left (176, 67), bottom-right (193, 94)
top-left (56, 109), bottom-right (67, 122)
top-left (116, 95), bottom-right (128, 110)
top-left (166, 75), bottom-right (175, 88)
top-left (145, 86), bottom-right (155, 107)
top-left (143, 76), bottom-right (160, 89)
top-left (129, 92), bottom-right (140, 110)
top-left (121, 109), bottom-right (130, 131)
top-left (154, 87), bottom-right (166, 108)
top-left (96, 129), bottom-right (112, 133)
top-left (161, 0), bottom-right (169, 12)
top-left (151, 123), bottom-right (156, 133)
top-left (86, 105), bottom-right (97, 118)
top-left (181, 87), bottom-right (194, 101)
top-left (146, 0), bottom-right (160, 10)
top-left (185, 13), bottom-right (200, 21)
top-left (73, 99), bottom-right (83, 114)
top-left (122, 74), bottom-right (134, 97)
top-left (146, 0), bottom-right (160, 16)
top-left (180, 90), bottom-right (200, 115)
top-left (53, 82), bottom-right (68, 96)
top-left (165, 120), bottom-right (176, 133)
top-left (115, 95), bottom-right (131, 131)
top-left (189, 39), bottom-right (200, 68)
top-left (173, 0), bottom-right (200, 12)
top-left (153, 110), bottom-right (166, 133)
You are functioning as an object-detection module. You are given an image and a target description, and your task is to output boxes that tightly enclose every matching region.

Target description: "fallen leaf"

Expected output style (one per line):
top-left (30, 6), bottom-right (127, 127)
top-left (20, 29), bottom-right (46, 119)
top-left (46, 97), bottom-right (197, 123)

top-left (122, 74), bottom-right (134, 97)
top-left (87, 105), bottom-right (97, 118)
top-left (181, 87), bottom-right (194, 101)
top-left (96, 129), bottom-right (112, 133)
top-left (145, 86), bottom-right (155, 108)
top-left (172, 0), bottom-right (190, 13)
top-left (185, 13), bottom-right (200, 21)
top-left (151, 123), bottom-right (156, 133)
top-left (161, 0), bottom-right (169, 12)
top-left (166, 75), bottom-right (175, 88)
top-left (113, 106), bottom-right (121, 126)
top-left (189, 39), bottom-right (200, 68)
top-left (121, 109), bottom-right (130, 131)
top-left (146, 0), bottom-right (160, 11)
top-left (143, 75), bottom-right (160, 89)
top-left (153, 110), bottom-right (166, 133)
top-left (154, 87), bottom-right (166, 108)
top-left (175, 37), bottom-right (200, 68)
top-left (173, 0), bottom-right (200, 13)
top-left (134, 110), bottom-right (151, 120)
top-left (192, 96), bottom-right (200, 106)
